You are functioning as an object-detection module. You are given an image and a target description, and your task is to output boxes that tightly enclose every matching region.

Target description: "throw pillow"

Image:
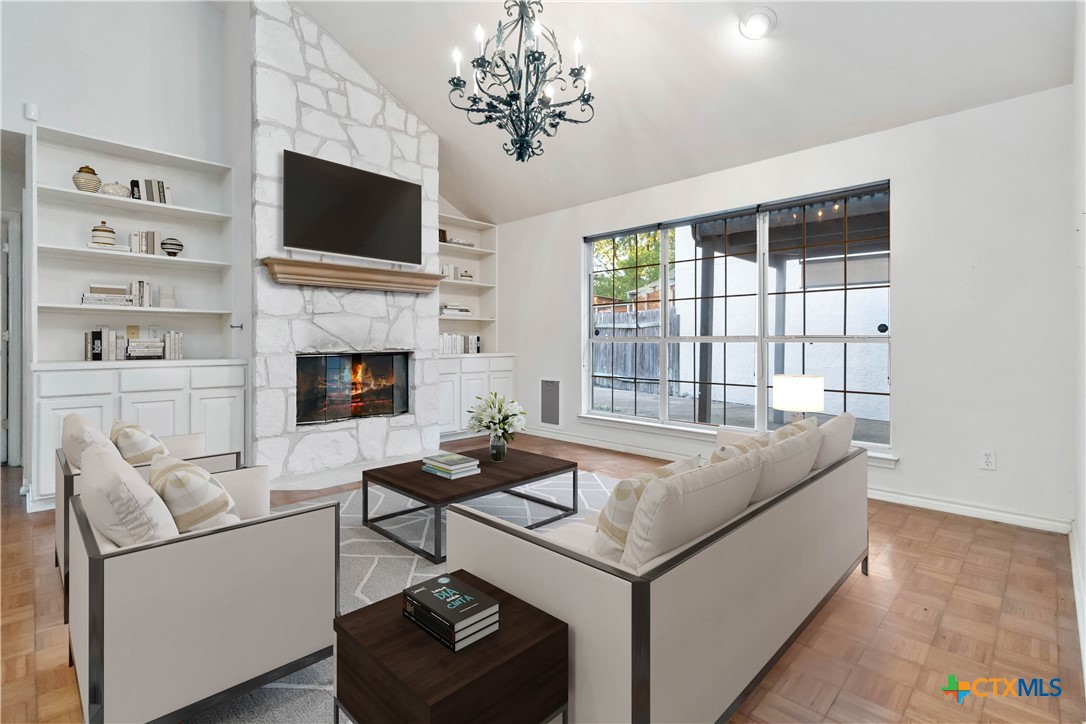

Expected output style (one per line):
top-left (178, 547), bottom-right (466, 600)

top-left (708, 433), bottom-right (770, 464)
top-left (813, 412), bottom-right (856, 469)
top-left (110, 420), bottom-right (169, 465)
top-left (751, 427), bottom-right (823, 503)
top-left (149, 454), bottom-right (241, 533)
top-left (78, 444), bottom-right (179, 547)
top-left (591, 455), bottom-right (702, 562)
top-left (61, 413), bottom-right (111, 470)
top-left (768, 416), bottom-right (818, 444)
top-left (620, 454), bottom-right (762, 571)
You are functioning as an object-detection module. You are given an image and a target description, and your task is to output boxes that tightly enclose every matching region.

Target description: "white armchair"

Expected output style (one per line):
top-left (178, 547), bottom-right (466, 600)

top-left (67, 465), bottom-right (339, 724)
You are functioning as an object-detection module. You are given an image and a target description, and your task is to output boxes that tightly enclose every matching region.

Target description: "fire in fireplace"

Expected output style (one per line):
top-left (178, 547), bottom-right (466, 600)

top-left (296, 352), bottom-right (409, 424)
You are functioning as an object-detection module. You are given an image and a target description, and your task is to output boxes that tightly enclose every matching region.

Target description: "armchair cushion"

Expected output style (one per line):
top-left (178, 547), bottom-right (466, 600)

top-left (149, 454), bottom-right (241, 532)
top-left (111, 420), bottom-right (169, 464)
top-left (61, 414), bottom-right (111, 470)
top-left (752, 427), bottom-right (822, 503)
top-left (591, 455), bottom-right (701, 562)
top-left (813, 412), bottom-right (856, 469)
top-left (80, 445), bottom-right (179, 546)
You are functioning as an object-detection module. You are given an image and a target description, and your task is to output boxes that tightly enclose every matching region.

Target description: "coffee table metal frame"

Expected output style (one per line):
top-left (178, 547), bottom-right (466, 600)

top-left (362, 461), bottom-right (578, 564)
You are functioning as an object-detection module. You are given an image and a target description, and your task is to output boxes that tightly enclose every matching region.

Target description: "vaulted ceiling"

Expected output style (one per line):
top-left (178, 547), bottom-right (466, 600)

top-left (305, 2), bottom-right (1075, 224)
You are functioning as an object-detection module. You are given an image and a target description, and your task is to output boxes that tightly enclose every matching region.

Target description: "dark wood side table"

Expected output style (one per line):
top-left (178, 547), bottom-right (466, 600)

top-left (334, 570), bottom-right (568, 724)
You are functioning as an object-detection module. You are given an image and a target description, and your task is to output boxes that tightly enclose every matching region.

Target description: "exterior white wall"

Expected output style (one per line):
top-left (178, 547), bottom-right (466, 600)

top-left (1, 1), bottom-right (227, 163)
top-left (498, 86), bottom-right (1077, 530)
top-left (249, 1), bottom-right (441, 490)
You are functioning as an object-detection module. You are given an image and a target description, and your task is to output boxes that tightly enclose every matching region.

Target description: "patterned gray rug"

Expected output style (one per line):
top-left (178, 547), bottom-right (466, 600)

top-left (190, 470), bottom-right (614, 723)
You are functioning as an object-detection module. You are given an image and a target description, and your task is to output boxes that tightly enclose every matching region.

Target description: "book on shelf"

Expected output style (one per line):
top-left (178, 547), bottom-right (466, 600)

top-left (403, 575), bottom-right (499, 644)
top-left (421, 465), bottom-right (481, 480)
top-left (402, 609), bottom-right (499, 652)
top-left (133, 179), bottom-right (172, 205)
top-left (89, 283), bottom-right (128, 296)
top-left (81, 294), bottom-right (136, 307)
top-left (440, 333), bottom-right (481, 355)
top-left (82, 330), bottom-right (183, 361)
top-left (422, 452), bottom-right (480, 470)
top-left (441, 238), bottom-right (477, 248)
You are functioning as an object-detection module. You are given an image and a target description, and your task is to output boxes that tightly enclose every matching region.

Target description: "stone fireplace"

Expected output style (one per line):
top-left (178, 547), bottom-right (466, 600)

top-left (296, 352), bottom-right (410, 424)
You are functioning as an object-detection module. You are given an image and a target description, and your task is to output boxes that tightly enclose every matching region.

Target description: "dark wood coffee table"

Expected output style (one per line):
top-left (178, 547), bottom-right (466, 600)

top-left (362, 448), bottom-right (577, 563)
top-left (333, 569), bottom-right (568, 724)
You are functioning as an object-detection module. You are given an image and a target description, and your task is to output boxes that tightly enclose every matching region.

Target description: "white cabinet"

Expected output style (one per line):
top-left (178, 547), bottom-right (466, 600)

top-left (36, 395), bottom-right (114, 498)
top-left (190, 388), bottom-right (245, 456)
top-left (27, 360), bottom-right (247, 511)
top-left (437, 354), bottom-right (516, 439)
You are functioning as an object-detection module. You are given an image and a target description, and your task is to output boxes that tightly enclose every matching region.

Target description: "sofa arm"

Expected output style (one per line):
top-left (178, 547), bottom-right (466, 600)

top-left (215, 466), bottom-right (271, 520)
top-left (447, 505), bottom-right (639, 724)
top-left (160, 432), bottom-right (206, 458)
top-left (69, 496), bottom-right (338, 724)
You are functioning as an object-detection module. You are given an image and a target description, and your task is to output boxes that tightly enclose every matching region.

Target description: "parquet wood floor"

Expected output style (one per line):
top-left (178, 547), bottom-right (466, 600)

top-left (4, 436), bottom-right (1084, 723)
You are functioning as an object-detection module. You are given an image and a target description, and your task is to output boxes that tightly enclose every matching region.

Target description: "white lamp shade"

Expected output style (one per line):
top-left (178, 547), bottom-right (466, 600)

top-left (773, 374), bottom-right (825, 413)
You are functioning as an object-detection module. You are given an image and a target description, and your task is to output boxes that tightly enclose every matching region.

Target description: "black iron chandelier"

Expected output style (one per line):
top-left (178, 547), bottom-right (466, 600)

top-left (447, 0), bottom-right (595, 162)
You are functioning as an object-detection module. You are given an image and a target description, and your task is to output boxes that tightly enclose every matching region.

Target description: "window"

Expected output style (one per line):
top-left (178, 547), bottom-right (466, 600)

top-left (587, 183), bottom-right (890, 444)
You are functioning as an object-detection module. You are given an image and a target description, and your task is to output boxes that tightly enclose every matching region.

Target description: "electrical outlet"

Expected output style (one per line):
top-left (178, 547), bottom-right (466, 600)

top-left (980, 450), bottom-right (996, 470)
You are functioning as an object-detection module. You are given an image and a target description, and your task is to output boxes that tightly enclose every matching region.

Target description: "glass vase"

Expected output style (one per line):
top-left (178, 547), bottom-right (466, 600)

top-left (489, 433), bottom-right (507, 462)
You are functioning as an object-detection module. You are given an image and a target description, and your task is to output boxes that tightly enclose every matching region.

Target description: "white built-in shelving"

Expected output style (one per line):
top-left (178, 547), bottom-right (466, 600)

top-left (437, 213), bottom-right (500, 354)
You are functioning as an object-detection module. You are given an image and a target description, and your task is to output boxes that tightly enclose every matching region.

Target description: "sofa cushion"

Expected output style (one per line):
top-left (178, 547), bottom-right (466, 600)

top-left (591, 455), bottom-right (702, 561)
top-left (752, 427), bottom-right (823, 503)
top-left (79, 444), bottom-right (179, 547)
top-left (708, 433), bottom-right (771, 464)
top-left (148, 454), bottom-right (241, 532)
top-left (813, 412), bottom-right (856, 469)
top-left (768, 416), bottom-right (818, 443)
top-left (620, 454), bottom-right (761, 570)
top-left (61, 413), bottom-right (111, 470)
top-left (110, 420), bottom-right (169, 465)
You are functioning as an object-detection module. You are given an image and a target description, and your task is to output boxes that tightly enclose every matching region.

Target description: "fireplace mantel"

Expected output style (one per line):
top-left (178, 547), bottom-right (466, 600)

top-left (261, 257), bottom-right (443, 293)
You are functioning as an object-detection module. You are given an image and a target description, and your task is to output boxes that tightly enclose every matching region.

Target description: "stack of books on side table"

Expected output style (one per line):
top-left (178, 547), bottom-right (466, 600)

top-left (421, 452), bottom-right (480, 479)
top-left (403, 574), bottom-right (499, 652)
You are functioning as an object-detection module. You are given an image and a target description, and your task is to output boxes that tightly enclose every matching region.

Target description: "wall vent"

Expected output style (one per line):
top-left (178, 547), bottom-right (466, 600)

top-left (540, 379), bottom-right (561, 426)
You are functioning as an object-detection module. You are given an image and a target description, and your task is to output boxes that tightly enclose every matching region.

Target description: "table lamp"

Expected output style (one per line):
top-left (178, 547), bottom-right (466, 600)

top-left (772, 374), bottom-right (824, 422)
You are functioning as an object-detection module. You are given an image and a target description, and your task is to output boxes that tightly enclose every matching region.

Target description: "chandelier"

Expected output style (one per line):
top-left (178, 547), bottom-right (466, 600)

top-left (447, 0), bottom-right (595, 162)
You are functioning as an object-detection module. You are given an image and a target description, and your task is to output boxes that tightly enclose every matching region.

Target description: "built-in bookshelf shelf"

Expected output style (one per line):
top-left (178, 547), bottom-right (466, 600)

top-left (38, 244), bottom-right (230, 270)
top-left (32, 358), bottom-right (248, 372)
top-left (39, 303), bottom-right (233, 316)
top-left (37, 126), bottom-right (232, 174)
top-left (440, 278), bottom-right (495, 290)
top-left (438, 315), bottom-right (496, 323)
top-left (37, 184), bottom-right (231, 222)
top-left (437, 242), bottom-right (496, 259)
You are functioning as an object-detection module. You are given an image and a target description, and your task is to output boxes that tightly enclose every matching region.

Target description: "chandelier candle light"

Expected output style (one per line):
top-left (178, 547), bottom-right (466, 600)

top-left (448, 0), bottom-right (595, 162)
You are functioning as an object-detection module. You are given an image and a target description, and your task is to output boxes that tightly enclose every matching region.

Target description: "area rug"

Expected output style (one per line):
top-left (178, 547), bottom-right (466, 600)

top-left (190, 470), bottom-right (615, 723)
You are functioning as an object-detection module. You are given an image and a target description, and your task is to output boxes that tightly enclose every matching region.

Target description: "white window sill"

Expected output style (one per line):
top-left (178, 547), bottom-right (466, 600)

top-left (577, 413), bottom-right (899, 469)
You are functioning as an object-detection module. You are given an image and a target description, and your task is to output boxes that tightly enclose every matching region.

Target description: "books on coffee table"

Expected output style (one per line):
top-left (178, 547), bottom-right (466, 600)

top-left (422, 451), bottom-right (480, 479)
top-left (403, 574), bottom-right (499, 651)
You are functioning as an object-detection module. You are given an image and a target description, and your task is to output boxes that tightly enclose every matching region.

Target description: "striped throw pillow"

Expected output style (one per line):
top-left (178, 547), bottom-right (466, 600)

top-left (768, 416), bottom-right (818, 443)
top-left (709, 433), bottom-right (770, 464)
top-left (110, 420), bottom-right (169, 464)
top-left (149, 454), bottom-right (240, 533)
top-left (591, 455), bottom-right (702, 562)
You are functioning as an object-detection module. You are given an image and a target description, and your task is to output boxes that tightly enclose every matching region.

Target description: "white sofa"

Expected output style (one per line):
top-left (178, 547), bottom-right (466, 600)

top-left (447, 430), bottom-right (867, 723)
top-left (68, 463), bottom-right (339, 724)
top-left (55, 431), bottom-right (241, 621)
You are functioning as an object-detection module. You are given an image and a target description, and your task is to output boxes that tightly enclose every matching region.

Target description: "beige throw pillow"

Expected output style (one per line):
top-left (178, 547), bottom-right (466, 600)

top-left (149, 454), bottom-right (241, 533)
top-left (79, 444), bottom-right (179, 547)
top-left (61, 413), bottom-right (111, 469)
top-left (591, 455), bottom-right (702, 562)
top-left (751, 427), bottom-right (823, 503)
top-left (110, 420), bottom-right (169, 465)
top-left (813, 412), bottom-right (856, 469)
top-left (620, 454), bottom-right (762, 571)
top-left (768, 416), bottom-right (818, 443)
top-left (708, 433), bottom-right (771, 464)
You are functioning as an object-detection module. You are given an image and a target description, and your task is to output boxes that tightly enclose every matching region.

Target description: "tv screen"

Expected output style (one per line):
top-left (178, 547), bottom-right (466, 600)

top-left (283, 150), bottom-right (422, 265)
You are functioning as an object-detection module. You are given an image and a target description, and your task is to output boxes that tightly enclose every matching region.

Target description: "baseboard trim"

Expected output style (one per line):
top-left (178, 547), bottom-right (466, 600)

top-left (869, 486), bottom-right (1072, 533)
top-left (1070, 521), bottom-right (1085, 673)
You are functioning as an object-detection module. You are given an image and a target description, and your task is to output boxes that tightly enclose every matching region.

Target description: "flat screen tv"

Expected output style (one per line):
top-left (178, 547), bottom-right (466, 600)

top-left (283, 150), bottom-right (422, 265)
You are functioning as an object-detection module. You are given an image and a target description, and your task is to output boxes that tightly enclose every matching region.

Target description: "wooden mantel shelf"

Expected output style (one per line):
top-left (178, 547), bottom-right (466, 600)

top-left (261, 257), bottom-right (443, 293)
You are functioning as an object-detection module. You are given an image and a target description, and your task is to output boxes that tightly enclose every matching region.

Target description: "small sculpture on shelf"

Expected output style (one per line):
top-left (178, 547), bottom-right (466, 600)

top-left (72, 165), bottom-right (102, 193)
top-left (90, 221), bottom-right (116, 249)
top-left (160, 238), bottom-right (184, 257)
top-left (100, 181), bottom-right (132, 198)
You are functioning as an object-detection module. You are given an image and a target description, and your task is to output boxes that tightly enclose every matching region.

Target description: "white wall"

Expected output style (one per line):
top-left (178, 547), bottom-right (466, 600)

top-left (1072, 0), bottom-right (1086, 675)
top-left (1, 2), bottom-right (227, 162)
top-left (498, 86), bottom-right (1077, 531)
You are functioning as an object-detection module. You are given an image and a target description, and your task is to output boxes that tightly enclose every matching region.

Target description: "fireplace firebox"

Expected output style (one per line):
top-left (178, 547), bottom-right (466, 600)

top-left (296, 352), bottom-right (409, 424)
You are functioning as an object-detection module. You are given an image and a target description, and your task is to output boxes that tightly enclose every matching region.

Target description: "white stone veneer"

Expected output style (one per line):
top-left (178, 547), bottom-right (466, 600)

top-left (251, 1), bottom-right (441, 488)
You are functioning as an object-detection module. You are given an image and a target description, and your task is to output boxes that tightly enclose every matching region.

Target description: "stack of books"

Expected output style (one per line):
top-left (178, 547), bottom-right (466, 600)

top-left (82, 283), bottom-right (136, 307)
top-left (421, 452), bottom-right (480, 479)
top-left (440, 238), bottom-right (476, 248)
top-left (403, 574), bottom-right (499, 652)
top-left (129, 231), bottom-right (162, 255)
top-left (127, 337), bottom-right (165, 359)
top-left (82, 327), bottom-right (184, 361)
top-left (440, 303), bottom-right (472, 318)
top-left (129, 280), bottom-right (154, 308)
top-left (131, 179), bottom-right (174, 204)
top-left (439, 333), bottom-right (481, 355)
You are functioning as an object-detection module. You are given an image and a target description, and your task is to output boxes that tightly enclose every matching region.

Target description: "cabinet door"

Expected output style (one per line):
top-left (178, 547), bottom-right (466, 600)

top-left (190, 388), bottom-right (245, 456)
top-left (489, 369), bottom-right (515, 401)
top-left (36, 396), bottom-right (114, 499)
top-left (438, 374), bottom-right (461, 434)
top-left (119, 390), bottom-right (189, 437)
top-left (460, 372), bottom-right (489, 430)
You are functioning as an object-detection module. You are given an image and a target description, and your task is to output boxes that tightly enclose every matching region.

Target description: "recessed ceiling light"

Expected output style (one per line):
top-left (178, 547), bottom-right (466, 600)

top-left (739, 7), bottom-right (777, 40)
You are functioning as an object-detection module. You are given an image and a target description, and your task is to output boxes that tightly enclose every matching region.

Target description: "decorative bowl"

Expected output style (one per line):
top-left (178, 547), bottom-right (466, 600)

top-left (160, 238), bottom-right (184, 257)
top-left (100, 181), bottom-right (131, 198)
top-left (72, 166), bottom-right (101, 193)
